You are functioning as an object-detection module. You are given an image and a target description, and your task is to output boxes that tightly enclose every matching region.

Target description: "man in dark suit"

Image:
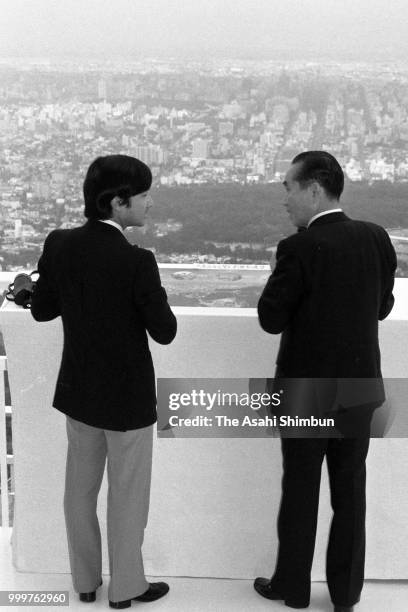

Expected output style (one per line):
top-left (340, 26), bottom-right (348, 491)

top-left (254, 151), bottom-right (396, 611)
top-left (31, 155), bottom-right (177, 609)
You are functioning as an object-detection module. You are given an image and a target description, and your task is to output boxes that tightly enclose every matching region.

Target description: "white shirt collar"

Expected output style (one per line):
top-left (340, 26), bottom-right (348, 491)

top-left (307, 208), bottom-right (343, 228)
top-left (99, 219), bottom-right (124, 234)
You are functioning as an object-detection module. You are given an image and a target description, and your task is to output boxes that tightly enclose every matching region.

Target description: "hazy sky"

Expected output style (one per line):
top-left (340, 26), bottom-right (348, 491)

top-left (1, 0), bottom-right (408, 61)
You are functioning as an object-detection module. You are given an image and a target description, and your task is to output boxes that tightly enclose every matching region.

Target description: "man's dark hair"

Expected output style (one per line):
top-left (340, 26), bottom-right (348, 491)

top-left (291, 151), bottom-right (344, 201)
top-left (83, 154), bottom-right (152, 220)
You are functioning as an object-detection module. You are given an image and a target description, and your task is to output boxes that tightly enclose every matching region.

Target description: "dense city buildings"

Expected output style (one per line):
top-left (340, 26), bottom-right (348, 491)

top-left (0, 57), bottom-right (407, 273)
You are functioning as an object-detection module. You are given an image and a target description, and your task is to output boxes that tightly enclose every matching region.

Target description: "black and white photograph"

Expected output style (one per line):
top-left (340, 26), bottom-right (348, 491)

top-left (0, 1), bottom-right (407, 611)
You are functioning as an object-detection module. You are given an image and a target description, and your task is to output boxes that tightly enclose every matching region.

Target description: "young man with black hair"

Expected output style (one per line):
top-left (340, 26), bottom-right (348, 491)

top-left (31, 155), bottom-right (177, 609)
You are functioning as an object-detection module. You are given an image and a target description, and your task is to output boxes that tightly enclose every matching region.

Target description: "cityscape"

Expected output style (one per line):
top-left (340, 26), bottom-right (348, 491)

top-left (0, 57), bottom-right (407, 285)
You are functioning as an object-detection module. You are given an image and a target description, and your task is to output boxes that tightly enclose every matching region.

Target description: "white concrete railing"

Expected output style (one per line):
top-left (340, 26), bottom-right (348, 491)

top-left (1, 263), bottom-right (406, 503)
top-left (0, 262), bottom-right (407, 577)
top-left (0, 297), bottom-right (408, 580)
top-left (0, 275), bottom-right (15, 529)
top-left (0, 356), bottom-right (13, 529)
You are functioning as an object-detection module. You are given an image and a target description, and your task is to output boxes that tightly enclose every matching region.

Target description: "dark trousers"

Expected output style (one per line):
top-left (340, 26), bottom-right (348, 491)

top-left (270, 436), bottom-right (370, 607)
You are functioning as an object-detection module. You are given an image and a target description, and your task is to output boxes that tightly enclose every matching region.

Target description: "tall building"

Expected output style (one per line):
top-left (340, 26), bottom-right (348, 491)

top-left (14, 219), bottom-right (22, 240)
top-left (192, 138), bottom-right (209, 159)
top-left (32, 180), bottom-right (51, 199)
top-left (132, 144), bottom-right (166, 166)
top-left (98, 79), bottom-right (107, 100)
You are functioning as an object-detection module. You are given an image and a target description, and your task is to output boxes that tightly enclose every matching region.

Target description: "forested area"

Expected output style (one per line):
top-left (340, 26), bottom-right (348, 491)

top-left (134, 181), bottom-right (408, 273)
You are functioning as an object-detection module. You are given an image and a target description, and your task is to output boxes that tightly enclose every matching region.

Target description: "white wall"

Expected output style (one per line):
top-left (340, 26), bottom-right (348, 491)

top-left (0, 301), bottom-right (407, 579)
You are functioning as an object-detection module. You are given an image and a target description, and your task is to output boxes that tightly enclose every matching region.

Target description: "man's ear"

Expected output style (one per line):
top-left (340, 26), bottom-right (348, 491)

top-left (110, 195), bottom-right (123, 211)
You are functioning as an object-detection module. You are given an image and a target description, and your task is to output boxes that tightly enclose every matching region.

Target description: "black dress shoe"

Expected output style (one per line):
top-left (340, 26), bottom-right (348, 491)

top-left (79, 579), bottom-right (103, 602)
top-left (109, 582), bottom-right (169, 609)
top-left (253, 577), bottom-right (309, 609)
top-left (334, 607), bottom-right (354, 612)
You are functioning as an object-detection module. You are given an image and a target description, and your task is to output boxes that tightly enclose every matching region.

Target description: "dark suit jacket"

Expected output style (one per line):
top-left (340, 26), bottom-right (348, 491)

top-left (258, 212), bottom-right (397, 382)
top-left (31, 219), bottom-right (177, 431)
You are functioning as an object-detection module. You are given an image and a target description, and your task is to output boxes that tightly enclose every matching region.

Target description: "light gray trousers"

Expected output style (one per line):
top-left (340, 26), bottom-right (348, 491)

top-left (64, 416), bottom-right (153, 602)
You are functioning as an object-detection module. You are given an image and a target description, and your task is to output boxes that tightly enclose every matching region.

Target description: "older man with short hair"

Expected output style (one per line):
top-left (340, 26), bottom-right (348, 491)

top-left (255, 151), bottom-right (396, 612)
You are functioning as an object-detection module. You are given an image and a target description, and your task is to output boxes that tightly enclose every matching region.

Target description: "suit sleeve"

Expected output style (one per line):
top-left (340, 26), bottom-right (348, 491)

top-left (133, 250), bottom-right (177, 345)
top-left (30, 231), bottom-right (61, 322)
top-left (378, 230), bottom-right (397, 321)
top-left (257, 238), bottom-right (304, 334)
